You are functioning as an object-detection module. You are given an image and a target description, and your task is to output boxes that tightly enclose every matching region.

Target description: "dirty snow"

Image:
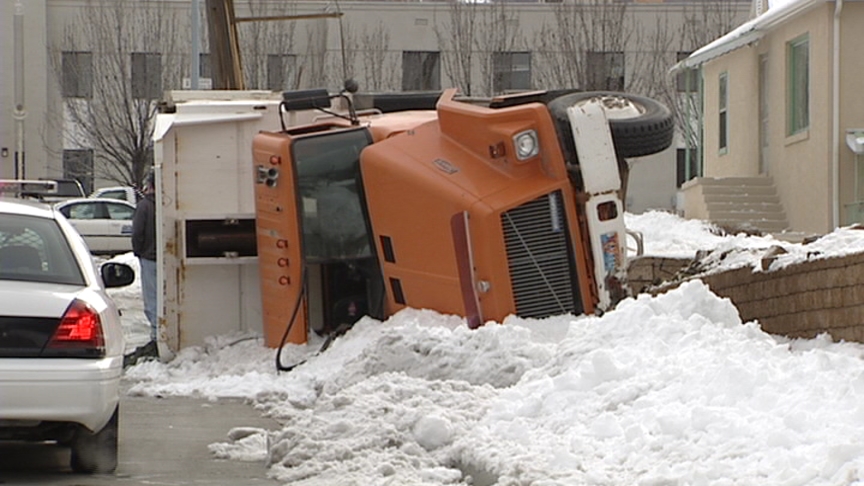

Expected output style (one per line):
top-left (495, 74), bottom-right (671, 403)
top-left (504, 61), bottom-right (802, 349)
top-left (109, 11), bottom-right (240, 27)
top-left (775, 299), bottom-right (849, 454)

top-left (115, 211), bottom-right (864, 486)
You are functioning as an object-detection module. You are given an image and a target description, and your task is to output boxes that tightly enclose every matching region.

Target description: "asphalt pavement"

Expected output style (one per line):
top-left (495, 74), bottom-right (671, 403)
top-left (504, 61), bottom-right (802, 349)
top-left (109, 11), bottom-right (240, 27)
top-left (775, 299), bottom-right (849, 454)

top-left (0, 382), bottom-right (282, 486)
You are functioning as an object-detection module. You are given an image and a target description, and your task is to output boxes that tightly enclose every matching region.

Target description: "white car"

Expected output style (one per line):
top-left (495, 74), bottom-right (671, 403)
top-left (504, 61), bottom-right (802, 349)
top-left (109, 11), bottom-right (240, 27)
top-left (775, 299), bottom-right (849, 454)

top-left (54, 198), bottom-right (137, 255)
top-left (90, 186), bottom-right (139, 205)
top-left (0, 197), bottom-right (134, 473)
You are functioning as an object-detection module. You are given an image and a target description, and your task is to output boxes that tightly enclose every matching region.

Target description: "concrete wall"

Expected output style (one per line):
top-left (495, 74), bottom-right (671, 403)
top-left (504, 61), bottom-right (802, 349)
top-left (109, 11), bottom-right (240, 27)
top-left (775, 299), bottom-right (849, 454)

top-left (628, 255), bottom-right (693, 295)
top-left (700, 250), bottom-right (864, 342)
top-left (635, 249), bottom-right (864, 343)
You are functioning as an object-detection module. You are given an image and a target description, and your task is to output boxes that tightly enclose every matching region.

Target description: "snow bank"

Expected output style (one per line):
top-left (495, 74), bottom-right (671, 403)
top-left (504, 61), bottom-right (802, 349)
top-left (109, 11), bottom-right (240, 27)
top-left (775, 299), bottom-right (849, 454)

top-left (125, 280), bottom-right (864, 485)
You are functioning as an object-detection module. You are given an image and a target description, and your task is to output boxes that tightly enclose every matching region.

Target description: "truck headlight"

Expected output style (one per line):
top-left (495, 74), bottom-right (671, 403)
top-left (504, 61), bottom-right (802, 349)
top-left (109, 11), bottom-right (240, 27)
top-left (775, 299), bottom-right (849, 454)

top-left (513, 130), bottom-right (539, 160)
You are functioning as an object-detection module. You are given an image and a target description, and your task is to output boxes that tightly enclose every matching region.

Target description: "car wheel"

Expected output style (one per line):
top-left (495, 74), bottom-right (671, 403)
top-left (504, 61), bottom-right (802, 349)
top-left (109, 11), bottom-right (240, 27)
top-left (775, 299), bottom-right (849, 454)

top-left (548, 91), bottom-right (674, 158)
top-left (70, 406), bottom-right (118, 474)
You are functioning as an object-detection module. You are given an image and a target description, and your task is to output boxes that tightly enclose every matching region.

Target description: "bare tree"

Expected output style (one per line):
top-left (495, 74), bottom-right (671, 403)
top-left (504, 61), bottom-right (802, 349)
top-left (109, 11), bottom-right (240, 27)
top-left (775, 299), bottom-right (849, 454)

top-left (301, 16), bottom-right (331, 89)
top-left (534, 0), bottom-right (636, 92)
top-left (632, 0), bottom-right (746, 172)
top-left (628, 13), bottom-right (678, 101)
top-left (476, 2), bottom-right (525, 97)
top-left (681, 0), bottom-right (743, 49)
top-left (359, 22), bottom-right (399, 92)
top-left (48, 0), bottom-right (184, 189)
top-left (235, 1), bottom-right (298, 90)
top-left (435, 1), bottom-right (480, 96)
top-left (325, 19), bottom-right (358, 89)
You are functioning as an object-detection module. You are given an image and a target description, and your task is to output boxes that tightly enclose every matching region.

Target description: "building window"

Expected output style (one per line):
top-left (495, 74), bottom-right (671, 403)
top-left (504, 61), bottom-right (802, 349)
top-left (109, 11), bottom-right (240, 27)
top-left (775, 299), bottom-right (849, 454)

top-left (492, 51), bottom-right (531, 94)
top-left (62, 149), bottom-right (94, 194)
top-left (676, 51), bottom-right (699, 92)
top-left (719, 71), bottom-right (728, 153)
top-left (402, 51), bottom-right (440, 91)
top-left (676, 147), bottom-right (701, 186)
top-left (182, 53), bottom-right (213, 90)
top-left (62, 51), bottom-right (93, 99)
top-left (787, 35), bottom-right (809, 136)
top-left (131, 52), bottom-right (162, 99)
top-left (586, 51), bottom-right (624, 91)
top-left (267, 54), bottom-right (297, 91)
top-left (199, 53), bottom-right (211, 78)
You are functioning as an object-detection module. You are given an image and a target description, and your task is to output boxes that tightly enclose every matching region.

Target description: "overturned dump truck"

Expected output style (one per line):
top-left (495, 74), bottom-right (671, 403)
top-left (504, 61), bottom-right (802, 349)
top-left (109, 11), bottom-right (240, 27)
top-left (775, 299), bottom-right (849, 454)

top-left (251, 85), bottom-right (673, 360)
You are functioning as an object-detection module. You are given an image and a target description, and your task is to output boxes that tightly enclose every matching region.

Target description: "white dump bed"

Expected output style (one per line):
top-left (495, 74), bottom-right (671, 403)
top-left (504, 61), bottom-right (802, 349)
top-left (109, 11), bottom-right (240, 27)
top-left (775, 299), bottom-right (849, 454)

top-left (153, 91), bottom-right (321, 354)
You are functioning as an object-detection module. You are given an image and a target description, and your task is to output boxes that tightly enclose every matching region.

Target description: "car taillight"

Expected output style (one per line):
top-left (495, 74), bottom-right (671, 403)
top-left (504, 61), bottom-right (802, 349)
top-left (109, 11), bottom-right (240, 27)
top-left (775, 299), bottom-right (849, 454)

top-left (44, 299), bottom-right (105, 357)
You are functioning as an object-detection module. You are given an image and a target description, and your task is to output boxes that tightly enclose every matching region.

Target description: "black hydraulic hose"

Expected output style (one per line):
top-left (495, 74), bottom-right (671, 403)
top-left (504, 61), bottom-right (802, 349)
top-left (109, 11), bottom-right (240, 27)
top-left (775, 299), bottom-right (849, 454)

top-left (274, 269), bottom-right (345, 373)
top-left (275, 269), bottom-right (307, 373)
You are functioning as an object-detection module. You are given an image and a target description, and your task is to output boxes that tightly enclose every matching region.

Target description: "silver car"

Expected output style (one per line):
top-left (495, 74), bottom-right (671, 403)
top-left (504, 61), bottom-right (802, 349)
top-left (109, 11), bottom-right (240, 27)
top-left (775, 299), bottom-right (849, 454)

top-left (0, 197), bottom-right (134, 473)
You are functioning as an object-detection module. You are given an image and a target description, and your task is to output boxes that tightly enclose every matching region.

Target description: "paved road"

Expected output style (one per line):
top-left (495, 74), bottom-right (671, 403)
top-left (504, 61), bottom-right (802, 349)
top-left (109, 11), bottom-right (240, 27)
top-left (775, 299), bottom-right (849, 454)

top-left (0, 383), bottom-right (282, 486)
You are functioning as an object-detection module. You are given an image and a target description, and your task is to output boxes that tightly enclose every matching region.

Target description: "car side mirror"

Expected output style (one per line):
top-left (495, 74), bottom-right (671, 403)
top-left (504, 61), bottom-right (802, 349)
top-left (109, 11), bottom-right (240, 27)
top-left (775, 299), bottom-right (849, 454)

top-left (101, 262), bottom-right (135, 288)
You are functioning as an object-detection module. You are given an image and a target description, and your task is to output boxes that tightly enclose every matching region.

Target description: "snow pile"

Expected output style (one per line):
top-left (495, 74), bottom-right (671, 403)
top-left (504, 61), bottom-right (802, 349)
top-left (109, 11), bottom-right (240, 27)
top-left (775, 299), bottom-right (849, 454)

top-left (124, 280), bottom-right (864, 485)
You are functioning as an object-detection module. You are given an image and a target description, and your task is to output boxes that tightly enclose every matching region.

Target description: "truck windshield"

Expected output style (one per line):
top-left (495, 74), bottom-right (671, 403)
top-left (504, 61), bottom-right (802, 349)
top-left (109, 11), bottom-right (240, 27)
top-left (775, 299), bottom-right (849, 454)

top-left (292, 128), bottom-right (374, 263)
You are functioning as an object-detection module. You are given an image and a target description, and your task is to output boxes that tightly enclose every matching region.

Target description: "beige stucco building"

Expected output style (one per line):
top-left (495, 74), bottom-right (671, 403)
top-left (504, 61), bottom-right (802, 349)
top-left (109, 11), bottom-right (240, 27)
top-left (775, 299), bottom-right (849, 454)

top-left (1, 0), bottom-right (751, 213)
top-left (679, 0), bottom-right (864, 234)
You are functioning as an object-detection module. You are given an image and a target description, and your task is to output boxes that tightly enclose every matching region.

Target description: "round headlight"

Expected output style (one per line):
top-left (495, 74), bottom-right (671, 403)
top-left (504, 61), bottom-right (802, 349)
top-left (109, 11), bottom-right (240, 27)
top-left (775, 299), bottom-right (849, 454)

top-left (514, 130), bottom-right (539, 160)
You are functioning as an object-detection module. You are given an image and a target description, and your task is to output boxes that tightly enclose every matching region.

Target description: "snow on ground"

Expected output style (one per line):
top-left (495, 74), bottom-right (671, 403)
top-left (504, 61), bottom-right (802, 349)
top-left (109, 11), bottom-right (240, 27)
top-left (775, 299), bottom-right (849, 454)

top-left (113, 212), bottom-right (864, 486)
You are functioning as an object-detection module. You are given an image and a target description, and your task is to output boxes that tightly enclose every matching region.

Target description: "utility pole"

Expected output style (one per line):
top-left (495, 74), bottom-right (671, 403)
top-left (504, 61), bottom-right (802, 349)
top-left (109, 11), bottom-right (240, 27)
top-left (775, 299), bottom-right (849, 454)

top-left (204, 0), bottom-right (343, 90)
top-left (191, 0), bottom-right (201, 89)
top-left (13, 0), bottom-right (27, 178)
top-left (205, 0), bottom-right (244, 90)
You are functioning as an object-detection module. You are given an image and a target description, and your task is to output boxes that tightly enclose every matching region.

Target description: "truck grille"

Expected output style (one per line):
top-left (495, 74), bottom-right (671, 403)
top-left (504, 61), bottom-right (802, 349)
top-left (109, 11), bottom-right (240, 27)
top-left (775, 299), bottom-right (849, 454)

top-left (502, 191), bottom-right (579, 318)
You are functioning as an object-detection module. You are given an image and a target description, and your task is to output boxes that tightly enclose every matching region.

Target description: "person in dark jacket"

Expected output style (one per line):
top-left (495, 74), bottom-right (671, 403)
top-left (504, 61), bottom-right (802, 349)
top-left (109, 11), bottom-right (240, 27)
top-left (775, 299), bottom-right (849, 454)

top-left (131, 170), bottom-right (158, 358)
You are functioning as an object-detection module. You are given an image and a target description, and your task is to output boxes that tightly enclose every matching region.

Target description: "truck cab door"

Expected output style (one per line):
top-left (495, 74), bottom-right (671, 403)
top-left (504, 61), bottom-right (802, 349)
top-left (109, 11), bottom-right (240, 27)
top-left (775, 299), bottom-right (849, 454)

top-left (252, 127), bottom-right (382, 348)
top-left (252, 134), bottom-right (308, 348)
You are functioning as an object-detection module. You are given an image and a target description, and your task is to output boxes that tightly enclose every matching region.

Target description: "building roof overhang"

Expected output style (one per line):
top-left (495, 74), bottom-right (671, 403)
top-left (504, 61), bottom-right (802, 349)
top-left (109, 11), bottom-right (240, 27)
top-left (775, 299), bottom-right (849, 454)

top-left (670, 0), bottom-right (831, 73)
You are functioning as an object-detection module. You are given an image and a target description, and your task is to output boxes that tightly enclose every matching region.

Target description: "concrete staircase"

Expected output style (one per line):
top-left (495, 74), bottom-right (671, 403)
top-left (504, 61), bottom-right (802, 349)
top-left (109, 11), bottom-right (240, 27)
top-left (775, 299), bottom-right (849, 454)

top-left (681, 176), bottom-right (790, 235)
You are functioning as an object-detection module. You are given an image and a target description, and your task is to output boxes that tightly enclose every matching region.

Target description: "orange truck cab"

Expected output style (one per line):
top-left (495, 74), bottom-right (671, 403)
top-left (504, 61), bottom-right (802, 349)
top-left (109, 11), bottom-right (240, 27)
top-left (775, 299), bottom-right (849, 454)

top-left (251, 86), bottom-right (672, 356)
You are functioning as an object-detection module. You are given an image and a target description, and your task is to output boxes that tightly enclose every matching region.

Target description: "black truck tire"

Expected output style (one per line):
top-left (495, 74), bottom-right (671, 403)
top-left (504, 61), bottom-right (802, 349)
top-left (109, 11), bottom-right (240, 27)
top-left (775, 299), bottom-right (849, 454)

top-left (548, 92), bottom-right (674, 158)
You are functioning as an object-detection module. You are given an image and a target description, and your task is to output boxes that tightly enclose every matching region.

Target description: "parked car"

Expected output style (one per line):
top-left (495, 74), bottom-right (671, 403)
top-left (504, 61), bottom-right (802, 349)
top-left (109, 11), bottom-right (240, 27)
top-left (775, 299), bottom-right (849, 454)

top-left (0, 196), bottom-right (135, 473)
top-left (54, 198), bottom-right (137, 255)
top-left (90, 186), bottom-right (139, 205)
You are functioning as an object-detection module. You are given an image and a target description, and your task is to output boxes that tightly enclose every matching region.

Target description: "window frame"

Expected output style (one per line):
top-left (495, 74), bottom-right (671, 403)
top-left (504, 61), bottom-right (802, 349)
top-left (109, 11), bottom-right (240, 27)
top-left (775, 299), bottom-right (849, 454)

top-left (719, 71), bottom-right (729, 154)
top-left (267, 54), bottom-right (298, 91)
top-left (62, 51), bottom-right (93, 99)
top-left (131, 52), bottom-right (162, 99)
top-left (676, 51), bottom-right (699, 93)
top-left (199, 53), bottom-right (212, 78)
top-left (401, 51), bottom-right (441, 92)
top-left (786, 34), bottom-right (809, 137)
top-left (62, 149), bottom-right (94, 194)
top-left (586, 51), bottom-right (625, 91)
top-left (492, 51), bottom-right (532, 94)
top-left (291, 128), bottom-right (376, 263)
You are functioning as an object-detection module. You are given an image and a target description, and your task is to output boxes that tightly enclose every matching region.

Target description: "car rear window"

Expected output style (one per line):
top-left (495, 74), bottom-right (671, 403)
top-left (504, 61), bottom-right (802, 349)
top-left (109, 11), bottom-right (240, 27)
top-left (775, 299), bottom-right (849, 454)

top-left (100, 190), bottom-right (125, 200)
top-left (0, 214), bottom-right (85, 285)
